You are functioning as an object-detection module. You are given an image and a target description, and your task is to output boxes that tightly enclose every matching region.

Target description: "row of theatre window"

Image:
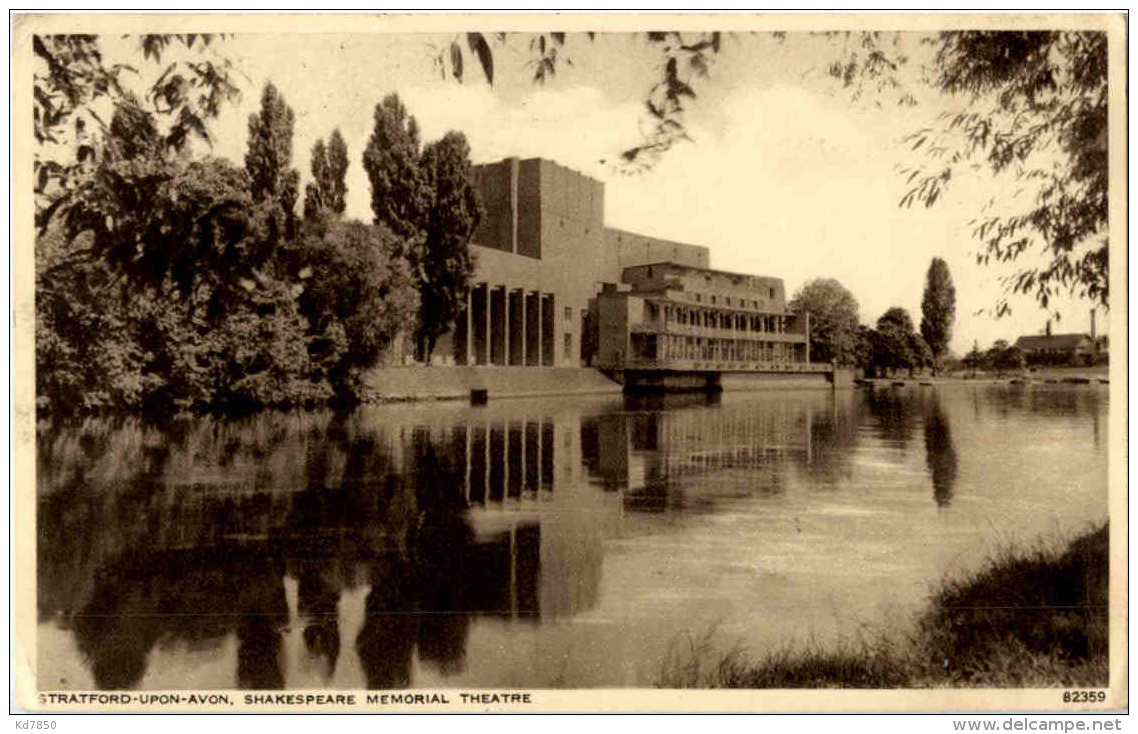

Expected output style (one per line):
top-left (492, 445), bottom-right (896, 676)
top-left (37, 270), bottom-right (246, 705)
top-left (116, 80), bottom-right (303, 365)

top-left (681, 291), bottom-right (777, 307)
top-left (650, 303), bottom-right (800, 334)
top-left (652, 335), bottom-right (803, 363)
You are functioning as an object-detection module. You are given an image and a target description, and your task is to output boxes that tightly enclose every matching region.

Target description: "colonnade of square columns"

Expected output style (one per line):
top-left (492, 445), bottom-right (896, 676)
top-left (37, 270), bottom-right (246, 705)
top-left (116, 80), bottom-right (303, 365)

top-left (463, 419), bottom-right (556, 503)
top-left (456, 283), bottom-right (556, 366)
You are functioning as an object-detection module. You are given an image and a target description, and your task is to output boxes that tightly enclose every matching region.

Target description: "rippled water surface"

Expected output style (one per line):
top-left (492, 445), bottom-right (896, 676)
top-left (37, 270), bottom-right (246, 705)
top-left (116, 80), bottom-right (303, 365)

top-left (36, 383), bottom-right (1109, 689)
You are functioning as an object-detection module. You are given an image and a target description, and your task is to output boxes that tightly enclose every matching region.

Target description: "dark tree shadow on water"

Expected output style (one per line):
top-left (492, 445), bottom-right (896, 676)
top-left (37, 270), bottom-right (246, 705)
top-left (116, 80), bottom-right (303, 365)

top-left (922, 393), bottom-right (959, 508)
top-left (70, 562), bottom-right (163, 690)
top-left (43, 414), bottom-right (559, 690)
top-left (864, 387), bottom-right (919, 451)
top-left (297, 563), bottom-right (341, 680)
top-left (355, 560), bottom-right (418, 690)
top-left (234, 559), bottom-right (289, 690)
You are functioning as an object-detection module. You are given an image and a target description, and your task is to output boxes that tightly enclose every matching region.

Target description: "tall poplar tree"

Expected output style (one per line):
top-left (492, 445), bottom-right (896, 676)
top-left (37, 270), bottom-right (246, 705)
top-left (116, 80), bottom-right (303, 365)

top-left (361, 93), bottom-right (430, 246)
top-left (245, 82), bottom-right (300, 240)
top-left (418, 131), bottom-right (481, 363)
top-left (920, 257), bottom-right (957, 372)
top-left (303, 129), bottom-right (350, 221)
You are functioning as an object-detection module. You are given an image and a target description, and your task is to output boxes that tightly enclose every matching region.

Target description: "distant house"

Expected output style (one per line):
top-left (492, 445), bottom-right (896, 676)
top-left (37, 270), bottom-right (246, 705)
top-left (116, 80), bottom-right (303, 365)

top-left (1014, 333), bottom-right (1098, 367)
top-left (1016, 312), bottom-right (1106, 367)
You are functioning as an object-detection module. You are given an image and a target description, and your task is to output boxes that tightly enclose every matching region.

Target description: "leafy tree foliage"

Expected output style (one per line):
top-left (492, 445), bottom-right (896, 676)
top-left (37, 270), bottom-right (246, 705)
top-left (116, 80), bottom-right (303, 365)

top-left (899, 32), bottom-right (1109, 312)
top-left (788, 277), bottom-right (861, 366)
top-left (245, 82), bottom-right (300, 240)
top-left (361, 94), bottom-right (482, 363)
top-left (910, 332), bottom-right (934, 376)
top-left (870, 307), bottom-right (927, 377)
top-left (37, 218), bottom-right (331, 414)
top-left (296, 219), bottom-right (419, 391)
top-left (920, 257), bottom-right (957, 371)
top-left (43, 101), bottom-right (261, 305)
top-left (35, 49), bottom-right (416, 414)
top-left (362, 93), bottom-right (430, 245)
top-left (990, 343), bottom-right (1026, 374)
top-left (957, 340), bottom-right (1026, 376)
top-left (37, 116), bottom-right (330, 413)
top-left (960, 345), bottom-right (985, 375)
top-left (303, 129), bottom-right (349, 221)
top-left (31, 35), bottom-right (311, 414)
top-left (36, 226), bottom-right (156, 412)
top-left (417, 132), bottom-right (481, 363)
top-left (33, 33), bottom-right (241, 209)
top-left (303, 138), bottom-right (330, 222)
top-left (854, 324), bottom-right (876, 374)
top-left (150, 279), bottom-right (330, 411)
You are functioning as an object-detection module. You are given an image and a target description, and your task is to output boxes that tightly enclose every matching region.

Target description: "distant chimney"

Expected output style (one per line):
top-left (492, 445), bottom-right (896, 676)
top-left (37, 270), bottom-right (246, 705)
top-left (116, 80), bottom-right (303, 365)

top-left (1046, 320), bottom-right (1052, 337)
top-left (1090, 309), bottom-right (1097, 340)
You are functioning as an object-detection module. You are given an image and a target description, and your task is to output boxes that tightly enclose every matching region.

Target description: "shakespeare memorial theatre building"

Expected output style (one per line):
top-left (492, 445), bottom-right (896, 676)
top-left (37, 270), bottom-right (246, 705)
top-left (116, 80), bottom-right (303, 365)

top-left (439, 157), bottom-right (810, 373)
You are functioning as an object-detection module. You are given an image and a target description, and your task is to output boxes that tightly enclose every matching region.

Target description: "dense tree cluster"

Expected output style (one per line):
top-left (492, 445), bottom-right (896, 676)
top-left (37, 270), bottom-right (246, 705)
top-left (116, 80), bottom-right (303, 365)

top-left (960, 340), bottom-right (1026, 376)
top-left (362, 94), bottom-right (480, 363)
top-left (34, 36), bottom-right (479, 415)
top-left (790, 261), bottom-right (951, 378)
top-left (866, 307), bottom-right (934, 378)
top-left (303, 129), bottom-right (349, 221)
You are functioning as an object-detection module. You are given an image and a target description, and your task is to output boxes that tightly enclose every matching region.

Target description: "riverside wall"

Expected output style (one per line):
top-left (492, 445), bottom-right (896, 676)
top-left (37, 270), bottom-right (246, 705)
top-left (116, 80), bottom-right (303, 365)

top-left (363, 366), bottom-right (623, 402)
top-left (364, 366), bottom-right (847, 402)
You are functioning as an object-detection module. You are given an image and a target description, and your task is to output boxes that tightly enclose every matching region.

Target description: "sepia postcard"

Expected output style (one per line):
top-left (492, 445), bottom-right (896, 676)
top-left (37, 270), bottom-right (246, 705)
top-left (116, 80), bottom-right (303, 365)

top-left (11, 12), bottom-right (1128, 714)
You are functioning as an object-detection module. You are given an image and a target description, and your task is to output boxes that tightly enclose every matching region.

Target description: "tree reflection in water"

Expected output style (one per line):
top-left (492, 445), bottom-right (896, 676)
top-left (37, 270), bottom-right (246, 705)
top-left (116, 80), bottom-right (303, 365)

top-left (38, 412), bottom-right (550, 690)
top-left (863, 385), bottom-right (920, 450)
top-left (922, 392), bottom-right (959, 508)
top-left (296, 563), bottom-right (340, 680)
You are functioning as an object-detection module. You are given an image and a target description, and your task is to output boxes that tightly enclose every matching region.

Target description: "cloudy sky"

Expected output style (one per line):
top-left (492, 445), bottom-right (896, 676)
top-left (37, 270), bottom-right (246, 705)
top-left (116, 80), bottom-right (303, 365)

top-left (105, 29), bottom-right (1106, 354)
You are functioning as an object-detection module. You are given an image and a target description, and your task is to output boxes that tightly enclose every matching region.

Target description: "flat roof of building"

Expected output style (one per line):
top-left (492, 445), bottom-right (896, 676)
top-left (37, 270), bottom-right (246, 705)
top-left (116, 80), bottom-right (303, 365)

top-left (1015, 334), bottom-right (1095, 350)
top-left (606, 225), bottom-right (705, 245)
top-left (475, 156), bottom-right (599, 180)
top-left (623, 261), bottom-right (782, 282)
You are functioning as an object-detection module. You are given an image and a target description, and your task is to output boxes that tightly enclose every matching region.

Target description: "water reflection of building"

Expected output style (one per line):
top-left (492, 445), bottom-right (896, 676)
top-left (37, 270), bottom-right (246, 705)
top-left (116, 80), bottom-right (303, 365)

top-left (36, 409), bottom-right (606, 691)
top-left (583, 395), bottom-right (820, 512)
top-left (458, 419), bottom-right (555, 503)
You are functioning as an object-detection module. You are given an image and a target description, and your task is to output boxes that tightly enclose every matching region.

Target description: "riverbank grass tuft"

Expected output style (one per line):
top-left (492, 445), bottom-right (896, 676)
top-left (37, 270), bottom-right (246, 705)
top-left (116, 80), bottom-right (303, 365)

top-left (659, 523), bottom-right (1109, 688)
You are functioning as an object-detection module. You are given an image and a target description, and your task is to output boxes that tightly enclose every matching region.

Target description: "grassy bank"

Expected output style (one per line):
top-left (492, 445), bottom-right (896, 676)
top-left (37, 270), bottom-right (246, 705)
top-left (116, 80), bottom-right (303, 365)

top-left (659, 523), bottom-right (1109, 688)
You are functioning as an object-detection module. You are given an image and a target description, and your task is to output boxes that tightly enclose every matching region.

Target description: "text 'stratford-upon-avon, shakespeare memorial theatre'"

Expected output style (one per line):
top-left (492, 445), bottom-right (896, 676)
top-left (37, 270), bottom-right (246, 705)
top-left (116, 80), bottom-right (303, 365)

top-left (418, 157), bottom-right (833, 390)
